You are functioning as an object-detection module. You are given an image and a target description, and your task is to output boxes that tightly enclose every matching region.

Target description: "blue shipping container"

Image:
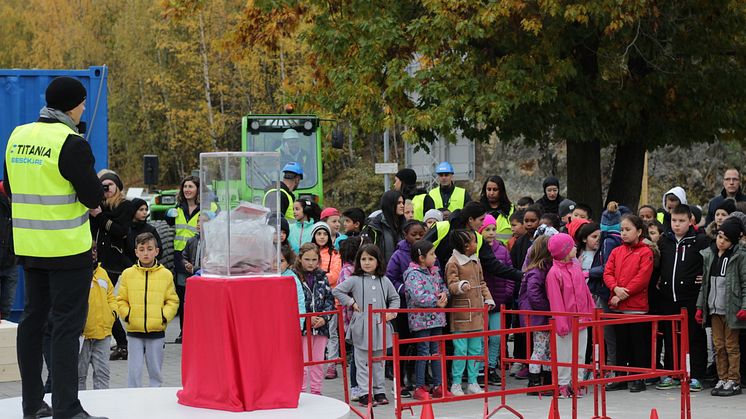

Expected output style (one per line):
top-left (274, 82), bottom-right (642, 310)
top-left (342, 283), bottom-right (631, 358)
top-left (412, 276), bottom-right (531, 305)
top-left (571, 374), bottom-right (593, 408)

top-left (0, 66), bottom-right (109, 321)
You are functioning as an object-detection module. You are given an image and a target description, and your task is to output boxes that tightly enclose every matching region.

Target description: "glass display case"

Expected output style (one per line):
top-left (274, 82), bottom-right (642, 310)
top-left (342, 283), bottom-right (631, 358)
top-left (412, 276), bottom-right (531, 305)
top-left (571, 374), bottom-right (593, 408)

top-left (199, 152), bottom-right (281, 276)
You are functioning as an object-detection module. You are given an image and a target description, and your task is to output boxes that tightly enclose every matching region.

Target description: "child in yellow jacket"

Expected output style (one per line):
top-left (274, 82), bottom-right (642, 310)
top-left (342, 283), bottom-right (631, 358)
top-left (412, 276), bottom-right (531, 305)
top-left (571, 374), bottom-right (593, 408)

top-left (117, 232), bottom-right (179, 388)
top-left (78, 245), bottom-right (118, 390)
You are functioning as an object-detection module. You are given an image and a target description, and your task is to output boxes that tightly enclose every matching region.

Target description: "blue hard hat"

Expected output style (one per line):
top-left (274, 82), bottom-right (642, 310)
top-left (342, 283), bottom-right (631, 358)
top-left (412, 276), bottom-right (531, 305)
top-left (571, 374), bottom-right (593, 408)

top-left (282, 162), bottom-right (304, 179)
top-left (435, 161), bottom-right (454, 174)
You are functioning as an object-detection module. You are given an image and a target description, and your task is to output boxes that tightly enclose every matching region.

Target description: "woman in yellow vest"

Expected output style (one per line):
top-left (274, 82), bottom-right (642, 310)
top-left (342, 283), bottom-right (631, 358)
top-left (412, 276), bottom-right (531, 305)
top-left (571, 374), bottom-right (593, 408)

top-left (91, 170), bottom-right (135, 360)
top-left (173, 175), bottom-right (201, 343)
top-left (479, 176), bottom-right (514, 245)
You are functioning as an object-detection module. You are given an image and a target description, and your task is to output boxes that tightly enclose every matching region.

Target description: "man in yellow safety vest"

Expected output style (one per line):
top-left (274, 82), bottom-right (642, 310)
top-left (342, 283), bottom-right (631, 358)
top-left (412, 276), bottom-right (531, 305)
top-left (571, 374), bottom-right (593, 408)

top-left (424, 161), bottom-right (471, 214)
top-left (263, 161), bottom-right (303, 220)
top-left (5, 77), bottom-right (107, 419)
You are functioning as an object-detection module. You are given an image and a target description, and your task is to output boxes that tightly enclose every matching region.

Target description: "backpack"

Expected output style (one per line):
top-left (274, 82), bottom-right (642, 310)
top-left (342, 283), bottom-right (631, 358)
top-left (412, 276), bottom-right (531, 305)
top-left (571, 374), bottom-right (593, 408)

top-left (0, 193), bottom-right (15, 267)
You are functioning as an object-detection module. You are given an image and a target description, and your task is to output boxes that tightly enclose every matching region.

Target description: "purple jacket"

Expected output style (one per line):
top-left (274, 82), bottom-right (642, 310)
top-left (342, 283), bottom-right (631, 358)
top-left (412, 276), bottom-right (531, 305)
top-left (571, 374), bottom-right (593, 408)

top-left (517, 266), bottom-right (551, 326)
top-left (483, 240), bottom-right (515, 312)
top-left (386, 239), bottom-right (413, 307)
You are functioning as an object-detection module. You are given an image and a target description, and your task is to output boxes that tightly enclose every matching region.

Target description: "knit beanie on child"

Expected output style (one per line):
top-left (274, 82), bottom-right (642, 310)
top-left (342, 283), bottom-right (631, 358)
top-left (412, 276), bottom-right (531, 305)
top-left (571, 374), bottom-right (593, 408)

top-left (716, 199), bottom-right (737, 215)
top-left (131, 198), bottom-right (148, 212)
top-left (548, 233), bottom-right (576, 261)
top-left (310, 221), bottom-right (332, 242)
top-left (559, 199), bottom-right (576, 218)
top-left (479, 214), bottom-right (497, 234)
top-left (719, 217), bottom-right (743, 244)
top-left (601, 201), bottom-right (625, 232)
top-left (424, 209), bottom-right (443, 224)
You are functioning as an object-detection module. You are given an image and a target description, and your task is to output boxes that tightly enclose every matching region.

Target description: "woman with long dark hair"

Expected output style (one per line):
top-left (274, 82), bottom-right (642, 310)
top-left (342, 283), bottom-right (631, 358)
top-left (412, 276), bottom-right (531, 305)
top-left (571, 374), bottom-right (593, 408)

top-left (479, 176), bottom-right (514, 244)
top-left (363, 190), bottom-right (406, 266)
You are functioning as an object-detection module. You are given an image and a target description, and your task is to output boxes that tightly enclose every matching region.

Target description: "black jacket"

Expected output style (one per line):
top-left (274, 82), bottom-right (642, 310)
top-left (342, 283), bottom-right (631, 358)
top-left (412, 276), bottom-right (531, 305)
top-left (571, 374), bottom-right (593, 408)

top-left (423, 223), bottom-right (523, 284)
top-left (91, 199), bottom-right (136, 276)
top-left (657, 227), bottom-right (709, 302)
top-left (535, 194), bottom-right (564, 216)
top-left (4, 118), bottom-right (103, 270)
top-left (363, 213), bottom-right (402, 265)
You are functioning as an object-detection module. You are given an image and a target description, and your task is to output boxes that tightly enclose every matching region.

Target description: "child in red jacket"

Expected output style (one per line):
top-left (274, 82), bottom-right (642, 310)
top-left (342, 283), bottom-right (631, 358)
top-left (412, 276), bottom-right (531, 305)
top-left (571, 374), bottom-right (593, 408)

top-left (603, 214), bottom-right (654, 393)
top-left (546, 233), bottom-right (595, 398)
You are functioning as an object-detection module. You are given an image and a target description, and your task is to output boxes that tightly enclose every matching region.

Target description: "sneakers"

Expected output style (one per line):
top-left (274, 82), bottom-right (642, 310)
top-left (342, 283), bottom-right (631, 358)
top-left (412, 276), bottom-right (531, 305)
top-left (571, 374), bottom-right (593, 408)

top-left (109, 346), bottom-right (127, 361)
top-left (527, 373), bottom-right (542, 396)
top-left (400, 387), bottom-right (412, 398)
top-left (689, 378), bottom-right (703, 392)
top-left (325, 365), bottom-right (338, 379)
top-left (488, 368), bottom-right (502, 386)
top-left (515, 366), bottom-right (529, 380)
top-left (431, 384), bottom-right (453, 398)
top-left (719, 380), bottom-right (742, 396)
top-left (450, 383), bottom-right (464, 396)
top-left (350, 386), bottom-right (361, 402)
top-left (413, 386), bottom-right (430, 401)
top-left (629, 380), bottom-right (647, 393)
top-left (358, 394), bottom-right (377, 407)
top-left (509, 363), bottom-right (524, 376)
top-left (711, 380), bottom-right (726, 396)
top-left (465, 383), bottom-right (483, 394)
top-left (373, 393), bottom-right (389, 405)
top-left (558, 385), bottom-right (573, 399)
top-left (656, 376), bottom-right (680, 390)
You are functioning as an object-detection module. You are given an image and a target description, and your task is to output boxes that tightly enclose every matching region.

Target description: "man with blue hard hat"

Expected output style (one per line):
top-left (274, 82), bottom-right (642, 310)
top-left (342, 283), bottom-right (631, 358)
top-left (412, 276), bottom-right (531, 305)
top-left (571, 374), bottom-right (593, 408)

top-left (424, 161), bottom-right (471, 213)
top-left (263, 161), bottom-right (303, 220)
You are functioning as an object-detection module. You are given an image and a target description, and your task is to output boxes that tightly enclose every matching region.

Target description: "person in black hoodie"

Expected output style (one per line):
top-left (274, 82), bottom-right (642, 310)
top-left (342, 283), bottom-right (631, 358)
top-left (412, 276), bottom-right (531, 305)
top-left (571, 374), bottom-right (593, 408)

top-left (363, 190), bottom-right (406, 265)
top-left (535, 176), bottom-right (563, 216)
top-left (126, 198), bottom-right (162, 264)
top-left (656, 204), bottom-right (709, 391)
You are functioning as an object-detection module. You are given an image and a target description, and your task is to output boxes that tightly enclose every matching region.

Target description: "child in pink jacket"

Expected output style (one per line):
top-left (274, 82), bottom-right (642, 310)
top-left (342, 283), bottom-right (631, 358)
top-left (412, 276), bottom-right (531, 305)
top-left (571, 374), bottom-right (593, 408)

top-left (546, 233), bottom-right (596, 398)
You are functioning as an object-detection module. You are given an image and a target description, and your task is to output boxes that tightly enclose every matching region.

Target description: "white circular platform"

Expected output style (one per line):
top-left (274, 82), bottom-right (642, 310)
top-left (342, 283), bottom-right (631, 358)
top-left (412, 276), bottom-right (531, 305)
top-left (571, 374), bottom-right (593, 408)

top-left (0, 387), bottom-right (350, 419)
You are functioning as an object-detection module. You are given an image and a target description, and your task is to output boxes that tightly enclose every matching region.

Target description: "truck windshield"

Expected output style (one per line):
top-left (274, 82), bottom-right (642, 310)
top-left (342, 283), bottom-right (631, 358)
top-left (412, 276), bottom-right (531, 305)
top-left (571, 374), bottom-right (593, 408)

top-left (246, 128), bottom-right (317, 190)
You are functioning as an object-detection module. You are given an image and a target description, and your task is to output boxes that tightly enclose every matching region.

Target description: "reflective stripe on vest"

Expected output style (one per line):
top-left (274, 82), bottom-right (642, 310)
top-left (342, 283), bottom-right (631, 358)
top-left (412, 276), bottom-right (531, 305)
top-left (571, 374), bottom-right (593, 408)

top-left (174, 202), bottom-right (217, 251)
top-left (432, 221), bottom-right (483, 253)
top-left (412, 194), bottom-right (426, 221)
top-left (428, 186), bottom-right (466, 212)
top-left (263, 187), bottom-right (295, 220)
top-left (5, 122), bottom-right (90, 257)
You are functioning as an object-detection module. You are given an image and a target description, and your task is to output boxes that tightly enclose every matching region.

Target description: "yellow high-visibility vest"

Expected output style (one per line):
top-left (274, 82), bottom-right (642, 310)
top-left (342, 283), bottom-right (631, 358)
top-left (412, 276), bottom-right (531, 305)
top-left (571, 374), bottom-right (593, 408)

top-left (412, 193), bottom-right (426, 221)
top-left (174, 201), bottom-right (218, 251)
top-left (5, 122), bottom-right (91, 257)
top-left (428, 186), bottom-right (466, 212)
top-left (263, 187), bottom-right (294, 220)
top-left (432, 221), bottom-right (483, 253)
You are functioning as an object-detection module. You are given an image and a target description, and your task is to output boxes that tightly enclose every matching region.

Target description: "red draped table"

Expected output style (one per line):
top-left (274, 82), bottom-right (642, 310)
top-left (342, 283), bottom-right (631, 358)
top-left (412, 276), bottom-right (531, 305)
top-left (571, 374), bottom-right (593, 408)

top-left (177, 275), bottom-right (303, 412)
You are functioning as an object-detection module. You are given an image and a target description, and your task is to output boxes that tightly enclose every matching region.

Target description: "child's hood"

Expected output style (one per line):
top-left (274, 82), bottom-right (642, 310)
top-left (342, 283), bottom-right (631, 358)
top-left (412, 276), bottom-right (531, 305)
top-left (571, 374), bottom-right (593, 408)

top-left (662, 186), bottom-right (687, 209)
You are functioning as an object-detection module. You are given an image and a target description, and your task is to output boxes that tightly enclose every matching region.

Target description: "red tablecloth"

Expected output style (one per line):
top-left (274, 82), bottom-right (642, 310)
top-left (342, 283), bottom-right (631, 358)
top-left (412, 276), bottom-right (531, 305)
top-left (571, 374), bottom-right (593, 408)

top-left (177, 275), bottom-right (303, 412)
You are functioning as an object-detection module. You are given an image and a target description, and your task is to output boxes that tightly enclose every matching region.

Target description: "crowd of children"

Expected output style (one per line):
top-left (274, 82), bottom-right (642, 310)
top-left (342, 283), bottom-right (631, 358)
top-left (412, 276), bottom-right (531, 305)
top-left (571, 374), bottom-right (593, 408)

top-left (73, 168), bottom-right (746, 405)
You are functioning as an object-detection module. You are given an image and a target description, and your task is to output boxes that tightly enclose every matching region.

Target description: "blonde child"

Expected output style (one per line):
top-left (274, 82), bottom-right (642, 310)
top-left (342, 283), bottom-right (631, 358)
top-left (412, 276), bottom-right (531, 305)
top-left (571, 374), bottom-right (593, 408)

top-left (546, 233), bottom-right (595, 398)
top-left (292, 243), bottom-right (335, 395)
top-left (333, 244), bottom-right (400, 407)
top-left (404, 240), bottom-right (451, 400)
top-left (516, 235), bottom-right (553, 395)
top-left (446, 230), bottom-right (495, 396)
top-left (117, 233), bottom-right (179, 388)
top-left (696, 218), bottom-right (746, 396)
top-left (78, 245), bottom-right (117, 390)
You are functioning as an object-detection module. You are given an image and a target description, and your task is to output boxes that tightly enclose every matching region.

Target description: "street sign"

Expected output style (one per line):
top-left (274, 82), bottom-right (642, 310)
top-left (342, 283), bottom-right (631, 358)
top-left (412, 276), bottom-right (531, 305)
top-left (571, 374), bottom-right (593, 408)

top-left (375, 163), bottom-right (399, 174)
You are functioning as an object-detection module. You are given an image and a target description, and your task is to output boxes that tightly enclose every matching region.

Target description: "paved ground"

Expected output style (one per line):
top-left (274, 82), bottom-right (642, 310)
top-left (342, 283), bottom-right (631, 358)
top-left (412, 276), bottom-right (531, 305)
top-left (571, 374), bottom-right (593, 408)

top-left (1, 319), bottom-right (744, 418)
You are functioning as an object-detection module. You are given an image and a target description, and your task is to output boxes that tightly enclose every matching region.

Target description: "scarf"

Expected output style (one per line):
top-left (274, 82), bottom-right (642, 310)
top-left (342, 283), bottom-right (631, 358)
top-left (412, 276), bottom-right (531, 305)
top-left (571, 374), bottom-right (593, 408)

top-left (39, 106), bottom-right (79, 133)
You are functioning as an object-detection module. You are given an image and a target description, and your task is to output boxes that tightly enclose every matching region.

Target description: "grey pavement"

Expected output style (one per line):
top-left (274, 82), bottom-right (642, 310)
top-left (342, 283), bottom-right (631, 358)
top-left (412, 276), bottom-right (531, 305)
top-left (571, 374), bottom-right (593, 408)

top-left (1, 319), bottom-right (743, 418)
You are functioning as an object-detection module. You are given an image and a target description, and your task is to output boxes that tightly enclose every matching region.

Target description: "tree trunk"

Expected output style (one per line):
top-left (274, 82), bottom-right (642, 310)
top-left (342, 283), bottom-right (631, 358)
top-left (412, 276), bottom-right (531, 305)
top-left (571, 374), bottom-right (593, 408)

top-left (198, 12), bottom-right (216, 150)
top-left (566, 138), bottom-right (603, 221)
top-left (606, 140), bottom-right (646, 211)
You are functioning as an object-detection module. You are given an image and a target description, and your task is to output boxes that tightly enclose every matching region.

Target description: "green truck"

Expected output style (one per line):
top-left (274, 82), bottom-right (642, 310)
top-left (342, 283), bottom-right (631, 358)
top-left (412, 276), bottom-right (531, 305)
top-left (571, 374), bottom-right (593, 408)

top-left (149, 112), bottom-right (327, 220)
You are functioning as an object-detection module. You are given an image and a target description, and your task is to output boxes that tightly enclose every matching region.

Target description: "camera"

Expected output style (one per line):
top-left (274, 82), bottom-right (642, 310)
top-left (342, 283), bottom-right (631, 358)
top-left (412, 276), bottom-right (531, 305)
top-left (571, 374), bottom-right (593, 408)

top-left (102, 183), bottom-right (110, 192)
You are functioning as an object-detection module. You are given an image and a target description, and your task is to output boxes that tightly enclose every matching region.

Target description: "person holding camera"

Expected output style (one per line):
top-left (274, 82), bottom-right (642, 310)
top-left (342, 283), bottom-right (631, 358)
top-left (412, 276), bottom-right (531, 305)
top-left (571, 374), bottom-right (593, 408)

top-left (90, 170), bottom-right (135, 361)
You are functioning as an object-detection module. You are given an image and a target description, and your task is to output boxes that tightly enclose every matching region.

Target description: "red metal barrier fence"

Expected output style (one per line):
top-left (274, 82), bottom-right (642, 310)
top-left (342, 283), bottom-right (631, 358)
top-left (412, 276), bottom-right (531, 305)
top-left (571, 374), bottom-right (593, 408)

top-left (299, 305), bottom-right (691, 419)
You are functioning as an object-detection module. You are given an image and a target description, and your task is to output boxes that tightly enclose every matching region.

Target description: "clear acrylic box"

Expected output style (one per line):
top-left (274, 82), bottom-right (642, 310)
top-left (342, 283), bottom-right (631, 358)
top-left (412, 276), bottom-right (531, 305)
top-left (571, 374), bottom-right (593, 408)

top-left (199, 152), bottom-right (282, 276)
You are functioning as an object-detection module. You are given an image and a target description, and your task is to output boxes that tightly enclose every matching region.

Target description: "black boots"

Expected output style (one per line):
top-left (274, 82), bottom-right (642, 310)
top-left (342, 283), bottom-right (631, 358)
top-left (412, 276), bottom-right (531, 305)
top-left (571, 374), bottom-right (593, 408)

top-left (527, 373), bottom-right (542, 395)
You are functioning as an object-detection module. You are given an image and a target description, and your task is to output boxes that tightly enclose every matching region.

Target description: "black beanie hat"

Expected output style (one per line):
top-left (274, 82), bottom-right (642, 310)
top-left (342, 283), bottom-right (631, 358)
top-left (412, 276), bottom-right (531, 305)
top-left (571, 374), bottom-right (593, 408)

top-left (543, 176), bottom-right (560, 191)
top-left (719, 217), bottom-right (743, 244)
top-left (395, 168), bottom-right (417, 186)
top-left (45, 77), bottom-right (86, 112)
top-left (131, 198), bottom-right (148, 211)
top-left (99, 171), bottom-right (124, 191)
top-left (716, 199), bottom-right (737, 215)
